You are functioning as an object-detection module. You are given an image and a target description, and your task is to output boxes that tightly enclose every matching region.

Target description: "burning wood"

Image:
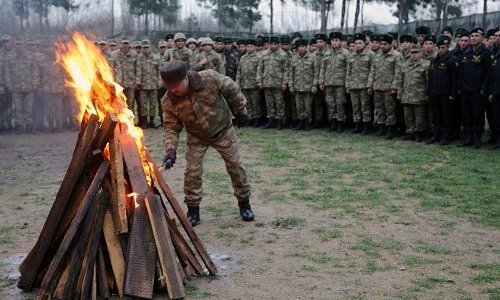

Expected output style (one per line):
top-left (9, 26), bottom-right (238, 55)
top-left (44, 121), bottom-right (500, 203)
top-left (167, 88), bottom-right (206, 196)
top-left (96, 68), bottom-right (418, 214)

top-left (17, 33), bottom-right (217, 300)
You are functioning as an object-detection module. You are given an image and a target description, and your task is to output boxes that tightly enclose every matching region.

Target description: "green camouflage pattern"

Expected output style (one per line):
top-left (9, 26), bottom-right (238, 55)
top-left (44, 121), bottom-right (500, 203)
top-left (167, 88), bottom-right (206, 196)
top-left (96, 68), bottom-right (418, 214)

top-left (257, 48), bottom-right (289, 88)
top-left (236, 51), bottom-right (260, 89)
top-left (346, 47), bottom-right (375, 90)
top-left (319, 48), bottom-right (349, 87)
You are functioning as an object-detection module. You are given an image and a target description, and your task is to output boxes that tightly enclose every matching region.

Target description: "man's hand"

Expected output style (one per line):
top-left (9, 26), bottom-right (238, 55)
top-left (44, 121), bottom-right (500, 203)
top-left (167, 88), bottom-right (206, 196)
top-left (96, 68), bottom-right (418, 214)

top-left (163, 149), bottom-right (177, 169)
top-left (235, 113), bottom-right (249, 128)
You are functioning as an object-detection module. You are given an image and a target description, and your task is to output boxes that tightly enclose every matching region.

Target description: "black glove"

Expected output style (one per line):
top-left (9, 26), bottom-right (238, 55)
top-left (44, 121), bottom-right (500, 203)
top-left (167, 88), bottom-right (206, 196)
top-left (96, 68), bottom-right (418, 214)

top-left (235, 113), bottom-right (249, 128)
top-left (163, 149), bottom-right (176, 169)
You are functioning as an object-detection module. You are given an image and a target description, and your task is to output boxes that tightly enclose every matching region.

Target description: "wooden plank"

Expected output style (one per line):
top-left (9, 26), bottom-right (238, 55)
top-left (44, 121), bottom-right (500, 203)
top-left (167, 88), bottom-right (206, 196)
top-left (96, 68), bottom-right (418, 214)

top-left (19, 114), bottom-right (101, 291)
top-left (91, 265), bottom-right (97, 300)
top-left (145, 195), bottom-right (185, 300)
top-left (102, 210), bottom-right (125, 298)
top-left (37, 161), bottom-right (110, 296)
top-left (120, 132), bottom-right (150, 195)
top-left (97, 246), bottom-right (110, 299)
top-left (146, 150), bottom-right (217, 275)
top-left (124, 194), bottom-right (157, 299)
top-left (53, 250), bottom-right (74, 299)
top-left (109, 127), bottom-right (128, 234)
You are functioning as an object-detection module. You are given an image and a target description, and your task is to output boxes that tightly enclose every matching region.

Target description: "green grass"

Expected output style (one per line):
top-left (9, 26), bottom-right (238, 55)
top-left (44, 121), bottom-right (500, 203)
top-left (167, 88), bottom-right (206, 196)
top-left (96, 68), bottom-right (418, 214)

top-left (415, 240), bottom-right (451, 255)
top-left (350, 235), bottom-right (404, 258)
top-left (404, 256), bottom-right (442, 268)
top-left (397, 275), bottom-right (452, 299)
top-left (0, 226), bottom-right (15, 244)
top-left (311, 227), bottom-right (343, 241)
top-left (471, 263), bottom-right (500, 284)
top-left (271, 216), bottom-right (305, 229)
top-left (185, 283), bottom-right (216, 298)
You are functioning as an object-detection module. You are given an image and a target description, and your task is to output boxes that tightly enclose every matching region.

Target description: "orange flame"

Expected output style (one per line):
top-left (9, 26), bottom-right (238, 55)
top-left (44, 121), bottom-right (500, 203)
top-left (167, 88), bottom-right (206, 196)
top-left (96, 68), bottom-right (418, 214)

top-left (57, 32), bottom-right (153, 185)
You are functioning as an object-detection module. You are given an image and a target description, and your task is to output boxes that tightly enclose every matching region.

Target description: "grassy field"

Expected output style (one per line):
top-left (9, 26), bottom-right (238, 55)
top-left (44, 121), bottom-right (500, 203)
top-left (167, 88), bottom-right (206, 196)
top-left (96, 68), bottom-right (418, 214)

top-left (0, 127), bottom-right (499, 299)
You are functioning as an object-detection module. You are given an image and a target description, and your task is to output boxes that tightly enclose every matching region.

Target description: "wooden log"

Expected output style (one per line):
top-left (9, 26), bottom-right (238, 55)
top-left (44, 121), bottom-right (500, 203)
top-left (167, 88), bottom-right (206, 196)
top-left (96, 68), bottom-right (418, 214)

top-left (109, 127), bottom-right (128, 234)
top-left (124, 194), bottom-right (157, 299)
top-left (145, 195), bottom-right (185, 300)
top-left (146, 150), bottom-right (217, 275)
top-left (97, 246), bottom-right (110, 299)
top-left (120, 131), bottom-right (150, 195)
top-left (37, 161), bottom-right (110, 297)
top-left (19, 114), bottom-right (101, 291)
top-left (102, 210), bottom-right (125, 298)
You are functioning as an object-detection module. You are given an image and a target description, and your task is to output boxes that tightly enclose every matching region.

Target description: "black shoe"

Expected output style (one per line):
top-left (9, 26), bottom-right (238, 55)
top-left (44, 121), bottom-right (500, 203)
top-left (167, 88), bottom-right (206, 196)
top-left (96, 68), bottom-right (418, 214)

top-left (458, 134), bottom-right (473, 147)
top-left (426, 133), bottom-right (440, 144)
top-left (304, 120), bottom-right (312, 131)
top-left (415, 131), bottom-right (423, 143)
top-left (187, 206), bottom-right (200, 226)
top-left (261, 118), bottom-right (275, 129)
top-left (493, 141), bottom-right (500, 149)
top-left (402, 133), bottom-right (414, 140)
top-left (293, 119), bottom-right (304, 130)
top-left (238, 201), bottom-right (254, 222)
top-left (25, 124), bottom-right (34, 134)
top-left (329, 120), bottom-right (337, 132)
top-left (473, 133), bottom-right (482, 149)
top-left (276, 119), bottom-right (284, 130)
top-left (384, 126), bottom-right (394, 140)
top-left (375, 124), bottom-right (386, 136)
top-left (439, 134), bottom-right (450, 145)
top-left (361, 122), bottom-right (371, 135)
top-left (352, 122), bottom-right (362, 133)
top-left (148, 118), bottom-right (156, 128)
top-left (336, 121), bottom-right (344, 132)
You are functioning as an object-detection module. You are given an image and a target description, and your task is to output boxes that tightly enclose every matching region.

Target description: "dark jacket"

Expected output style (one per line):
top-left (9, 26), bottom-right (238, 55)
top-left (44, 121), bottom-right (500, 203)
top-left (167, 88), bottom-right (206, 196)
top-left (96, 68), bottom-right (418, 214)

top-left (459, 44), bottom-right (491, 93)
top-left (428, 52), bottom-right (458, 98)
top-left (488, 51), bottom-right (500, 97)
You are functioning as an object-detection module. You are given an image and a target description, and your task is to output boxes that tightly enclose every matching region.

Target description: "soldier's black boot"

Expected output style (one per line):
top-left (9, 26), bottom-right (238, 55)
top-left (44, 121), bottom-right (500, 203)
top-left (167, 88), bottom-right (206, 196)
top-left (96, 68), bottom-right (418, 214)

top-left (329, 119), bottom-right (337, 132)
top-left (304, 120), bottom-right (312, 131)
top-left (493, 136), bottom-right (500, 149)
top-left (352, 122), bottom-right (362, 133)
top-left (238, 201), bottom-right (254, 222)
top-left (148, 117), bottom-right (156, 128)
top-left (336, 121), bottom-right (344, 132)
top-left (361, 122), bottom-right (370, 135)
top-left (261, 118), bottom-right (275, 129)
top-left (415, 131), bottom-right (423, 142)
top-left (439, 133), bottom-right (450, 145)
top-left (25, 124), bottom-right (34, 134)
top-left (426, 132), bottom-right (440, 144)
top-left (293, 119), bottom-right (304, 130)
top-left (276, 119), bottom-right (284, 130)
top-left (458, 134), bottom-right (473, 147)
top-left (402, 132), bottom-right (414, 140)
top-left (384, 126), bottom-right (395, 140)
top-left (376, 124), bottom-right (386, 136)
top-left (186, 206), bottom-right (200, 226)
top-left (473, 133), bottom-right (482, 149)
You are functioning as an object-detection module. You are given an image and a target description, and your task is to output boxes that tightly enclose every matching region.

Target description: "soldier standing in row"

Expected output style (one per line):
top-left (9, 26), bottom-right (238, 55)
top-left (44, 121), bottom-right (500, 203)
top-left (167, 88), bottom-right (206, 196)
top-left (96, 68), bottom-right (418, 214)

top-left (137, 39), bottom-right (160, 128)
top-left (43, 48), bottom-right (66, 131)
top-left (115, 38), bottom-right (139, 114)
top-left (165, 33), bottom-right (193, 68)
top-left (400, 46), bottom-right (430, 142)
top-left (236, 39), bottom-right (262, 127)
top-left (312, 33), bottom-right (328, 128)
top-left (488, 39), bottom-right (500, 149)
top-left (458, 27), bottom-right (491, 148)
top-left (346, 33), bottom-right (375, 134)
top-left (368, 34), bottom-right (401, 139)
top-left (5, 40), bottom-right (40, 133)
top-left (222, 37), bottom-right (239, 80)
top-left (319, 32), bottom-right (349, 132)
top-left (257, 36), bottom-right (289, 129)
top-left (191, 38), bottom-right (225, 74)
top-left (289, 39), bottom-right (316, 130)
top-left (426, 36), bottom-right (458, 145)
top-left (0, 35), bottom-right (12, 132)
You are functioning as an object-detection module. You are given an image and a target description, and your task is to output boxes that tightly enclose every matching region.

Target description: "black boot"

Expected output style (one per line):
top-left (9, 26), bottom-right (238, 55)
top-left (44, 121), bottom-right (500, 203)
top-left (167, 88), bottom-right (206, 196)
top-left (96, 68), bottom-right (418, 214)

top-left (426, 132), bottom-right (440, 144)
top-left (187, 206), bottom-right (200, 226)
top-left (493, 138), bottom-right (500, 149)
top-left (329, 119), bottom-right (337, 132)
top-left (148, 117), bottom-right (156, 128)
top-left (352, 122), bottom-right (362, 133)
top-left (253, 117), bottom-right (262, 128)
top-left (439, 133), bottom-right (450, 145)
top-left (294, 119), bottom-right (304, 130)
top-left (276, 119), bottom-right (284, 130)
top-left (336, 121), bottom-right (344, 132)
top-left (473, 133), bottom-right (482, 149)
top-left (415, 131), bottom-right (423, 142)
top-left (261, 118), bottom-right (275, 129)
top-left (402, 132), bottom-right (414, 140)
top-left (384, 126), bottom-right (395, 140)
top-left (304, 120), bottom-right (312, 131)
top-left (458, 134), bottom-right (473, 147)
top-left (238, 201), bottom-right (254, 222)
top-left (375, 124), bottom-right (386, 136)
top-left (25, 124), bottom-right (34, 134)
top-left (361, 122), bottom-right (371, 135)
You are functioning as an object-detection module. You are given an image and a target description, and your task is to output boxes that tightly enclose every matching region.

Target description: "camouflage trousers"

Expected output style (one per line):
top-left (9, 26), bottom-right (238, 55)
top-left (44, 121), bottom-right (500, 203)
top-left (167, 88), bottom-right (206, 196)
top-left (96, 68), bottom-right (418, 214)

top-left (243, 89), bottom-right (262, 119)
top-left (264, 88), bottom-right (285, 119)
top-left (0, 93), bottom-right (11, 130)
top-left (123, 87), bottom-right (136, 113)
top-left (350, 89), bottom-right (372, 122)
top-left (325, 86), bottom-right (347, 122)
top-left (374, 91), bottom-right (397, 126)
top-left (313, 93), bottom-right (326, 122)
top-left (184, 127), bottom-right (251, 206)
top-left (404, 104), bottom-right (427, 134)
top-left (139, 89), bottom-right (158, 118)
top-left (295, 92), bottom-right (313, 120)
top-left (45, 92), bottom-right (64, 130)
top-left (12, 92), bottom-right (34, 127)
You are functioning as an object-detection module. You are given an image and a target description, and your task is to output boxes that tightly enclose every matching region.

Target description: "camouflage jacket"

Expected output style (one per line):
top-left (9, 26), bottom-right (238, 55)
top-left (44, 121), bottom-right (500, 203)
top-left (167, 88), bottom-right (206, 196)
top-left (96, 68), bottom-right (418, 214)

top-left (289, 52), bottom-right (316, 92)
top-left (4, 49), bottom-right (40, 92)
top-left (422, 50), bottom-right (437, 62)
top-left (319, 47), bottom-right (349, 87)
top-left (191, 50), bottom-right (225, 75)
top-left (165, 47), bottom-right (193, 69)
top-left (399, 58), bottom-right (430, 105)
top-left (236, 51), bottom-right (260, 89)
top-left (161, 70), bottom-right (247, 151)
top-left (346, 47), bottom-right (375, 90)
top-left (42, 60), bottom-right (66, 94)
top-left (223, 49), bottom-right (239, 80)
top-left (368, 49), bottom-right (402, 91)
top-left (137, 53), bottom-right (160, 90)
top-left (115, 49), bottom-right (139, 88)
top-left (0, 51), bottom-right (10, 94)
top-left (257, 48), bottom-right (289, 88)
top-left (313, 48), bottom-right (328, 85)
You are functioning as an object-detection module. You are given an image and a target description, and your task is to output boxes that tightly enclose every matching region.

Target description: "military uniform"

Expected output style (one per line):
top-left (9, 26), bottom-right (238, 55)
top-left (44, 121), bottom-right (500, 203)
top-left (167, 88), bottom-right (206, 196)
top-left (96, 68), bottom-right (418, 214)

top-left (367, 48), bottom-right (401, 131)
top-left (289, 49), bottom-right (316, 126)
top-left (312, 46), bottom-right (328, 125)
top-left (236, 49), bottom-right (261, 122)
top-left (346, 46), bottom-right (375, 130)
top-left (223, 48), bottom-right (239, 80)
top-left (0, 46), bottom-right (11, 130)
top-left (161, 69), bottom-right (250, 207)
top-left (257, 47), bottom-right (289, 126)
top-left (165, 47), bottom-right (193, 68)
top-left (114, 47), bottom-right (140, 111)
top-left (191, 48), bottom-right (225, 74)
top-left (487, 49), bottom-right (500, 148)
top-left (5, 46), bottom-right (40, 131)
top-left (399, 55), bottom-right (430, 140)
top-left (137, 42), bottom-right (160, 127)
top-left (42, 60), bottom-right (66, 130)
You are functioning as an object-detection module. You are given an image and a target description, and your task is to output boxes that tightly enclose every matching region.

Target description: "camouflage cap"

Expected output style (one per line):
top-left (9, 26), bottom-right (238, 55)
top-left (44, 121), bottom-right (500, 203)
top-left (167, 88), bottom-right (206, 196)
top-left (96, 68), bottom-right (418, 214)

top-left (141, 39), bottom-right (151, 46)
top-left (158, 40), bottom-right (168, 47)
top-left (186, 37), bottom-right (197, 45)
top-left (199, 37), bottom-right (215, 47)
top-left (174, 32), bottom-right (186, 41)
top-left (410, 44), bottom-right (422, 52)
top-left (108, 39), bottom-right (118, 46)
top-left (121, 37), bottom-right (130, 44)
top-left (1, 35), bottom-right (12, 41)
top-left (133, 41), bottom-right (142, 48)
